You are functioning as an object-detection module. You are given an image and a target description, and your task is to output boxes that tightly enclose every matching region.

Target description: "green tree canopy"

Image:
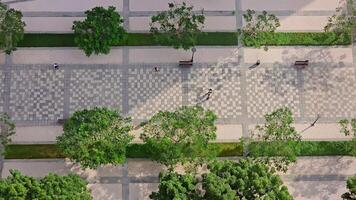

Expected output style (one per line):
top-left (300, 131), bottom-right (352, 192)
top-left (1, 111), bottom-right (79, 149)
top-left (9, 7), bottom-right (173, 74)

top-left (324, 0), bottom-right (355, 34)
top-left (149, 2), bottom-right (205, 50)
top-left (247, 107), bottom-right (302, 172)
top-left (140, 106), bottom-right (217, 170)
top-left (0, 2), bottom-right (25, 54)
top-left (339, 118), bottom-right (356, 156)
top-left (342, 174), bottom-right (356, 200)
top-left (0, 170), bottom-right (92, 200)
top-left (0, 112), bottom-right (15, 155)
top-left (56, 107), bottom-right (133, 169)
top-left (149, 172), bottom-right (199, 200)
top-left (239, 9), bottom-right (280, 50)
top-left (72, 6), bottom-right (126, 56)
top-left (150, 159), bottom-right (293, 200)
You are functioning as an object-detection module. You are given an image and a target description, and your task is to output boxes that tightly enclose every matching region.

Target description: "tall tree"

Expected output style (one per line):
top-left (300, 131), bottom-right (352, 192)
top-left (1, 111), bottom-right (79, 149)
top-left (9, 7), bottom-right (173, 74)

top-left (324, 0), bottom-right (355, 35)
top-left (140, 106), bottom-right (217, 171)
top-left (239, 9), bottom-right (280, 50)
top-left (0, 2), bottom-right (25, 54)
top-left (56, 107), bottom-right (133, 169)
top-left (72, 6), bottom-right (126, 56)
top-left (0, 113), bottom-right (15, 155)
top-left (150, 159), bottom-right (293, 200)
top-left (342, 174), bottom-right (356, 200)
top-left (0, 170), bottom-right (92, 200)
top-left (150, 2), bottom-right (205, 50)
top-left (339, 118), bottom-right (356, 156)
top-left (246, 107), bottom-right (301, 172)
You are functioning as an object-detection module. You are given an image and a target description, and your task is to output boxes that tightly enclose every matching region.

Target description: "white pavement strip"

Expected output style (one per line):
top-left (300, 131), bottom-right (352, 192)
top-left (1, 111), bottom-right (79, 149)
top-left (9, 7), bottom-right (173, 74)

top-left (12, 48), bottom-right (123, 64)
top-left (283, 181), bottom-right (347, 200)
top-left (248, 123), bottom-right (352, 141)
top-left (128, 47), bottom-right (238, 63)
top-left (276, 16), bottom-right (330, 32)
top-left (244, 47), bottom-right (353, 64)
top-left (10, 123), bottom-right (350, 144)
top-left (129, 0), bottom-right (235, 11)
top-left (0, 53), bottom-right (5, 64)
top-left (4, 0), bottom-right (123, 12)
top-left (2, 157), bottom-right (355, 200)
top-left (10, 124), bottom-right (243, 144)
top-left (241, 0), bottom-right (339, 11)
top-left (89, 184), bottom-right (123, 200)
top-left (23, 17), bottom-right (83, 33)
top-left (11, 126), bottom-right (63, 144)
top-left (129, 16), bottom-right (237, 32)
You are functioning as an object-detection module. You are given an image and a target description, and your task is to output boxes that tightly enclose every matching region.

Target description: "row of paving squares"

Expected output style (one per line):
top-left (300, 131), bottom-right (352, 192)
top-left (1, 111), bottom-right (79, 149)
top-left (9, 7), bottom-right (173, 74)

top-left (128, 67), bottom-right (182, 119)
top-left (303, 66), bottom-right (356, 118)
top-left (9, 69), bottom-right (64, 121)
top-left (187, 66), bottom-right (243, 119)
top-left (246, 66), bottom-right (301, 118)
top-left (69, 69), bottom-right (123, 114)
top-left (5, 64), bottom-right (356, 122)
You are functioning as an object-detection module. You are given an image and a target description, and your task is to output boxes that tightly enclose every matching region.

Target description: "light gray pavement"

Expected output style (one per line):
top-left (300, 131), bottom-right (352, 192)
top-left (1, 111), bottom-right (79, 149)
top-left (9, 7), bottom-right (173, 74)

top-left (4, 0), bottom-right (342, 32)
top-left (1, 156), bottom-right (355, 200)
top-left (2, 46), bottom-right (355, 141)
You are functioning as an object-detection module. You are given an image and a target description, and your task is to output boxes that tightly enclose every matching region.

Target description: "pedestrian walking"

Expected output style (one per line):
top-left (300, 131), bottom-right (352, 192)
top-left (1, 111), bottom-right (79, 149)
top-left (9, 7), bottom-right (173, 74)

top-left (53, 63), bottom-right (59, 70)
top-left (154, 66), bottom-right (160, 72)
top-left (206, 88), bottom-right (213, 100)
top-left (255, 59), bottom-right (260, 66)
top-left (249, 59), bottom-right (260, 70)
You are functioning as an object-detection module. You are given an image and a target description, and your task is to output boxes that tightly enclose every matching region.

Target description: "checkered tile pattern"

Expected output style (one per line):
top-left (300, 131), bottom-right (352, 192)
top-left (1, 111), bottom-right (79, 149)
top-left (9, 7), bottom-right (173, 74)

top-left (10, 69), bottom-right (64, 121)
top-left (304, 66), bottom-right (356, 118)
top-left (69, 69), bottom-right (122, 114)
top-left (246, 66), bottom-right (301, 119)
top-left (128, 67), bottom-right (182, 119)
top-left (0, 70), bottom-right (4, 113)
top-left (188, 66), bottom-right (243, 118)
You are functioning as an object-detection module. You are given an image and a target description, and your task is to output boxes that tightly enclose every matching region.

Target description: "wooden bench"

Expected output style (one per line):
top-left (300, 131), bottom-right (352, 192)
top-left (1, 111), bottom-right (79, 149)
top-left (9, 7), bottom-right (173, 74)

top-left (57, 118), bottom-right (67, 125)
top-left (294, 60), bottom-right (309, 69)
top-left (179, 60), bottom-right (193, 67)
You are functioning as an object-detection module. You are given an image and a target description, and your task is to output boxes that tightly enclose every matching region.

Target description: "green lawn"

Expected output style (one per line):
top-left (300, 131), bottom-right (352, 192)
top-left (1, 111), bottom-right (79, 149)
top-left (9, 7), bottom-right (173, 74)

top-left (18, 31), bottom-right (350, 48)
top-left (5, 141), bottom-right (352, 159)
top-left (242, 32), bottom-right (351, 46)
top-left (5, 143), bottom-right (244, 159)
top-left (18, 32), bottom-right (238, 47)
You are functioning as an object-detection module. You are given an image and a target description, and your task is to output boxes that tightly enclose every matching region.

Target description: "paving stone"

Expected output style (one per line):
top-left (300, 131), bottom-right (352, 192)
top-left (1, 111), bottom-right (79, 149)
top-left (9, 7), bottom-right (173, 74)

top-left (246, 66), bottom-right (301, 119)
top-left (89, 184), bottom-right (123, 200)
top-left (303, 66), bottom-right (356, 118)
top-left (128, 66), bottom-right (182, 119)
top-left (69, 69), bottom-right (123, 114)
top-left (188, 66), bottom-right (243, 119)
top-left (9, 69), bottom-right (64, 121)
top-left (129, 183), bottom-right (158, 200)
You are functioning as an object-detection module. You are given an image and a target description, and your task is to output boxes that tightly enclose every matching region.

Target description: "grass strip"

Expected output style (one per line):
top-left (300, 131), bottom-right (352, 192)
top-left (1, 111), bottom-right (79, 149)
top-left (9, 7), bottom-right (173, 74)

top-left (18, 31), bottom-right (350, 48)
top-left (242, 32), bottom-right (351, 46)
top-left (248, 141), bottom-right (354, 157)
top-left (5, 141), bottom-right (352, 159)
top-left (4, 143), bottom-right (243, 159)
top-left (18, 32), bottom-right (238, 47)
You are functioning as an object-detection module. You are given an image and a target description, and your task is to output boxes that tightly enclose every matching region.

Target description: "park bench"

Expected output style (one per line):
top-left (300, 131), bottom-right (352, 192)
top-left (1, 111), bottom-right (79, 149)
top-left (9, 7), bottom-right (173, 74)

top-left (179, 60), bottom-right (193, 67)
top-left (294, 60), bottom-right (309, 69)
top-left (57, 118), bottom-right (67, 125)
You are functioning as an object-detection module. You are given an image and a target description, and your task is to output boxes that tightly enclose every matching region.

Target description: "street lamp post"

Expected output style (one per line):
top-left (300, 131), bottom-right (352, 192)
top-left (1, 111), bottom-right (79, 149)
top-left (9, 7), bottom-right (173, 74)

top-left (191, 47), bottom-right (196, 62)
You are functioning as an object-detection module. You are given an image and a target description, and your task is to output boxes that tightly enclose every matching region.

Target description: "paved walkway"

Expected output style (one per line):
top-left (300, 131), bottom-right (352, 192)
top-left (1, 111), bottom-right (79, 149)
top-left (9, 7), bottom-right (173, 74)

top-left (1, 46), bottom-right (355, 141)
top-left (1, 156), bottom-right (355, 200)
top-left (4, 0), bottom-right (342, 32)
